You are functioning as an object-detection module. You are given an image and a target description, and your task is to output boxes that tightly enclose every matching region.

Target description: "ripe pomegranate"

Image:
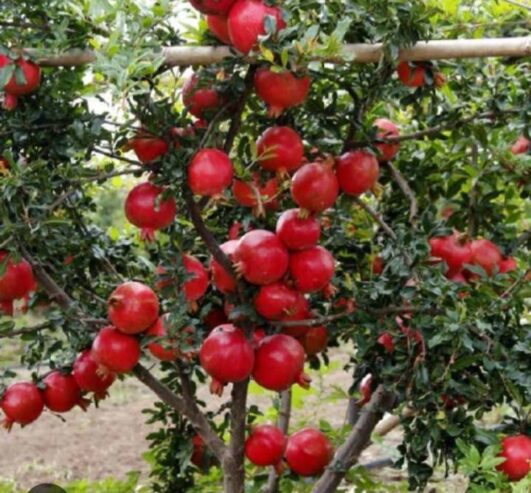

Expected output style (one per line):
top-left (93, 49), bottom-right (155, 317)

top-left (254, 68), bottom-right (311, 118)
top-left (289, 246), bottom-right (335, 293)
top-left (191, 434), bottom-right (206, 468)
top-left (210, 240), bottom-right (239, 294)
top-left (0, 251), bottom-right (35, 301)
top-left (245, 424), bottom-right (287, 466)
top-left (396, 61), bottom-right (426, 88)
top-left (358, 374), bottom-right (373, 405)
top-left (199, 324), bottom-right (254, 395)
top-left (108, 281), bottom-right (159, 334)
top-left (280, 294), bottom-right (310, 338)
top-left (124, 182), bottom-right (177, 241)
top-left (0, 300), bottom-right (14, 316)
top-left (510, 136), bottom-right (530, 155)
top-left (377, 332), bottom-right (395, 354)
top-left (276, 209), bottom-right (321, 251)
top-left (234, 230), bottom-right (289, 285)
top-left (91, 326), bottom-right (141, 373)
top-left (253, 334), bottom-right (310, 391)
top-left (42, 371), bottom-right (87, 413)
top-left (228, 221), bottom-right (242, 240)
top-left (428, 234), bottom-right (472, 276)
top-left (73, 350), bottom-right (115, 400)
top-left (336, 150), bottom-right (379, 196)
top-left (254, 282), bottom-right (299, 320)
top-left (1, 382), bottom-right (44, 430)
top-left (285, 428), bottom-right (334, 476)
top-left (2, 93), bottom-right (17, 111)
top-left (290, 162), bottom-right (339, 214)
top-left (499, 257), bottom-right (517, 274)
top-left (189, 0), bottom-right (236, 15)
top-left (469, 239), bottom-right (502, 276)
top-left (371, 256), bottom-right (384, 276)
top-left (232, 174), bottom-right (278, 216)
top-left (0, 56), bottom-right (41, 96)
top-left (374, 118), bottom-right (400, 162)
top-left (188, 148), bottom-right (234, 197)
top-left (256, 126), bottom-right (304, 174)
top-left (182, 74), bottom-right (222, 121)
top-left (207, 15), bottom-right (231, 45)
top-left (146, 316), bottom-right (180, 362)
top-left (203, 307), bottom-right (228, 331)
top-left (228, 0), bottom-right (286, 54)
top-left (496, 435), bottom-right (531, 481)
top-left (299, 326), bottom-right (327, 356)
top-left (129, 133), bottom-right (169, 163)
top-left (182, 254), bottom-right (209, 307)
top-left (447, 271), bottom-right (467, 284)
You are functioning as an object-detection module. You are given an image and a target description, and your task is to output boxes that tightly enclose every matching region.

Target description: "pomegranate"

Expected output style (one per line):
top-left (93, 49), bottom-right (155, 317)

top-left (372, 256), bottom-right (384, 275)
top-left (254, 282), bottom-right (299, 320)
top-left (299, 326), bottom-right (327, 356)
top-left (210, 240), bottom-right (239, 294)
top-left (499, 257), bottom-right (517, 274)
top-left (203, 307), bottom-right (228, 331)
top-left (188, 148), bottom-right (234, 197)
top-left (0, 300), bottom-right (14, 316)
top-left (290, 162), bottom-right (339, 214)
top-left (377, 332), bottom-right (395, 354)
top-left (232, 175), bottom-right (278, 215)
top-left (129, 133), bottom-right (169, 163)
top-left (182, 74), bottom-right (222, 121)
top-left (0, 56), bottom-right (41, 96)
top-left (496, 435), bottom-right (531, 481)
top-left (428, 234), bottom-right (472, 276)
top-left (199, 324), bottom-right (254, 395)
top-left (42, 371), bottom-right (86, 413)
top-left (276, 209), bottom-right (321, 251)
top-left (289, 246), bottom-right (335, 293)
top-left (73, 350), bottom-right (115, 400)
top-left (182, 254), bottom-right (209, 307)
top-left (447, 271), bottom-right (467, 284)
top-left (336, 150), bottom-right (379, 196)
top-left (245, 424), bottom-right (287, 466)
top-left (0, 251), bottom-right (35, 301)
top-left (207, 15), bottom-right (231, 45)
top-left (91, 326), bottom-right (141, 373)
top-left (280, 294), bottom-right (310, 338)
top-left (396, 61), bottom-right (426, 88)
top-left (124, 182), bottom-right (177, 241)
top-left (358, 374), bottom-right (373, 405)
top-left (253, 334), bottom-right (310, 391)
top-left (285, 428), bottom-right (334, 476)
top-left (374, 118), bottom-right (400, 162)
top-left (510, 136), bottom-right (530, 155)
top-left (108, 281), bottom-right (159, 334)
top-left (254, 68), bottom-right (311, 117)
top-left (191, 434), bottom-right (206, 468)
top-left (1, 382), bottom-right (44, 430)
top-left (228, 221), bottom-right (242, 240)
top-left (469, 239), bottom-right (502, 276)
top-left (146, 316), bottom-right (180, 362)
top-left (189, 0), bottom-right (237, 15)
top-left (228, 0), bottom-right (286, 54)
top-left (256, 126), bottom-right (304, 174)
top-left (2, 93), bottom-right (17, 111)
top-left (234, 229), bottom-right (289, 285)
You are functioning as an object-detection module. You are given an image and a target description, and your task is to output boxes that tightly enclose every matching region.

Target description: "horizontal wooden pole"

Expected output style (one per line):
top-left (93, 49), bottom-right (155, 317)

top-left (32, 36), bottom-right (531, 68)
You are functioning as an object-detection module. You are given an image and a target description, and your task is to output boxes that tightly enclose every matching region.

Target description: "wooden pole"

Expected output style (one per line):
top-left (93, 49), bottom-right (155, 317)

top-left (32, 36), bottom-right (531, 68)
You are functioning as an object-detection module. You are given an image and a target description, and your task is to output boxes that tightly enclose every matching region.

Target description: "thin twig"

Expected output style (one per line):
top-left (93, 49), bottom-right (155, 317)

top-left (384, 162), bottom-right (418, 225)
top-left (354, 197), bottom-right (397, 240)
top-left (0, 321), bottom-right (53, 338)
top-left (500, 269), bottom-right (531, 299)
top-left (467, 144), bottom-right (480, 238)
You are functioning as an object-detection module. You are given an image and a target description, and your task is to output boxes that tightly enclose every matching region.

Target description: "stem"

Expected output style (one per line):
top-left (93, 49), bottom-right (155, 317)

top-left (384, 161), bottom-right (418, 225)
top-left (354, 197), bottom-right (397, 240)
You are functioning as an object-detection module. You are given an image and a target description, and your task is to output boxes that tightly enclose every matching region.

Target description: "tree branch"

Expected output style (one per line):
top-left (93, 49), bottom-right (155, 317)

top-left (384, 161), bottom-right (418, 225)
top-left (467, 143), bottom-right (480, 238)
top-left (354, 197), bottom-right (397, 240)
top-left (0, 321), bottom-right (53, 338)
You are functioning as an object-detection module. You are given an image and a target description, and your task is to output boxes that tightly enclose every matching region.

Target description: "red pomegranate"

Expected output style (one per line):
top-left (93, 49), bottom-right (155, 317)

top-left (234, 230), bottom-right (289, 285)
top-left (290, 162), bottom-right (339, 214)
top-left (182, 254), bottom-right (209, 307)
top-left (377, 332), bottom-right (395, 354)
top-left (374, 118), bottom-right (400, 162)
top-left (358, 374), bottom-right (373, 405)
top-left (182, 74), bottom-right (222, 121)
top-left (129, 133), bottom-right (169, 163)
top-left (202, 307), bottom-right (228, 331)
top-left (191, 434), bottom-right (206, 468)
top-left (499, 257), bottom-right (517, 274)
top-left (199, 324), bottom-right (254, 395)
top-left (280, 294), bottom-right (310, 338)
top-left (496, 435), bottom-right (531, 481)
top-left (0, 300), bottom-right (14, 316)
top-left (1, 382), bottom-right (44, 430)
top-left (285, 428), bottom-right (334, 476)
top-left (254, 68), bottom-right (311, 117)
top-left (256, 126), bottom-right (304, 174)
top-left (73, 350), bottom-right (115, 400)
top-left (210, 240), bottom-right (239, 294)
top-left (189, 0), bottom-right (236, 15)
top-left (276, 209), bottom-right (321, 251)
top-left (0, 251), bottom-right (35, 301)
top-left (510, 136), bottom-right (530, 155)
top-left (245, 424), bottom-right (287, 466)
top-left (0, 56), bottom-right (41, 96)
top-left (42, 371), bottom-right (86, 413)
top-left (91, 326), bottom-right (141, 373)
top-left (372, 256), bottom-right (384, 275)
top-left (108, 281), bottom-right (159, 334)
top-left (396, 61), bottom-right (426, 88)
top-left (124, 182), bottom-right (177, 241)
top-left (146, 316), bottom-right (180, 362)
top-left (289, 246), bottom-right (335, 293)
top-left (254, 282), bottom-right (300, 320)
top-left (207, 15), bottom-right (231, 45)
top-left (228, 221), bottom-right (242, 240)
top-left (188, 148), bottom-right (234, 197)
top-left (428, 234), bottom-right (472, 276)
top-left (299, 326), bottom-right (328, 356)
top-left (2, 93), bottom-right (18, 111)
top-left (336, 150), bottom-right (379, 196)
top-left (232, 175), bottom-right (278, 215)
top-left (228, 0), bottom-right (286, 54)
top-left (469, 239), bottom-right (502, 276)
top-left (253, 334), bottom-right (310, 391)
